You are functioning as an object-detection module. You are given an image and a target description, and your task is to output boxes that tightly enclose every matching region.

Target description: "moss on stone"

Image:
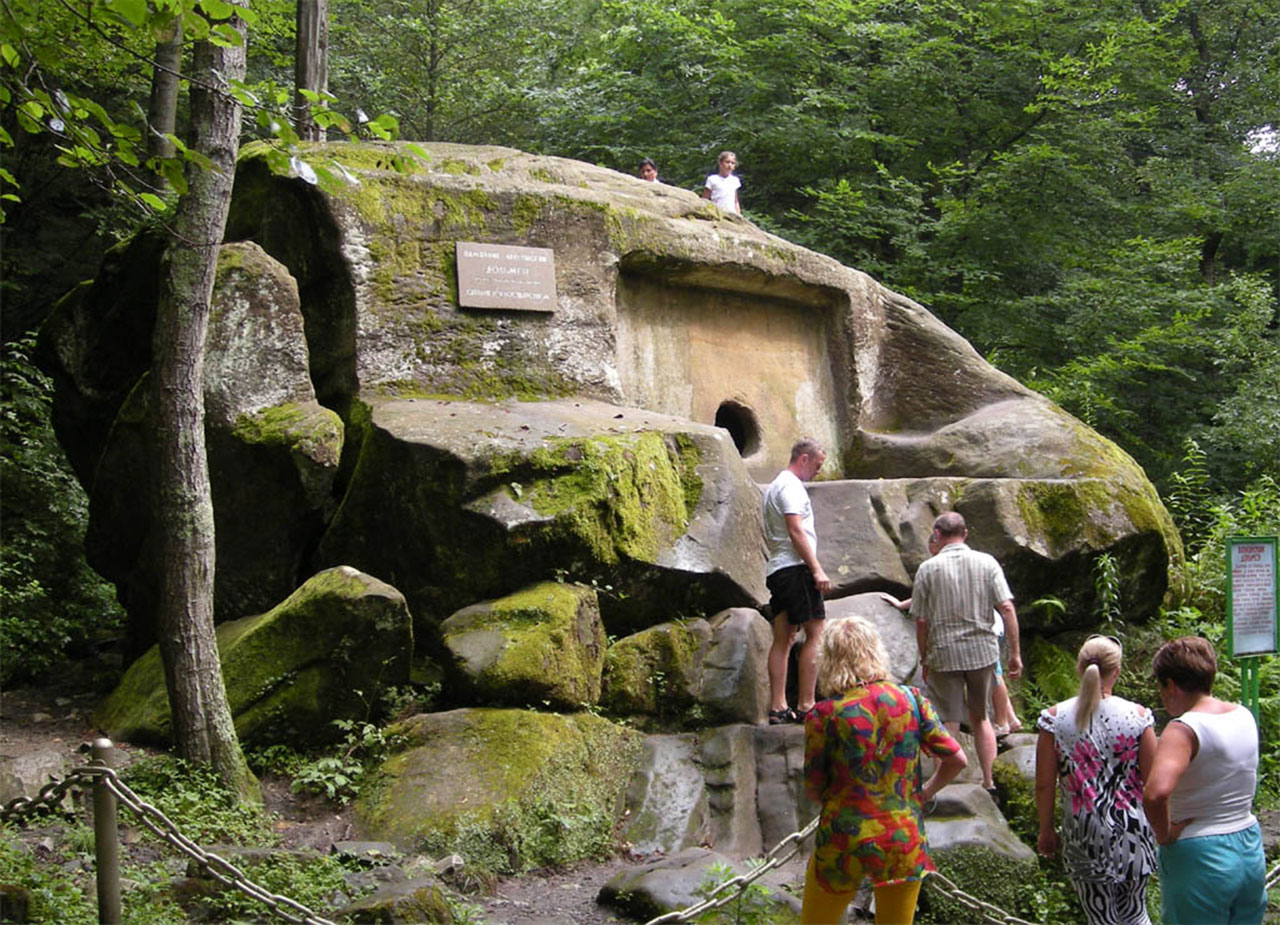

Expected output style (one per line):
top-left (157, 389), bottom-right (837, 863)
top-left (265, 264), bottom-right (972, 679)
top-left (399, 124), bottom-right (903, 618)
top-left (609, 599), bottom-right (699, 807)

top-left (445, 582), bottom-right (605, 709)
top-left (439, 158), bottom-right (481, 176)
top-left (486, 158), bottom-right (506, 172)
top-left (231, 402), bottom-right (344, 463)
top-left (510, 194), bottom-right (544, 235)
top-left (94, 567), bottom-right (412, 748)
top-left (528, 167), bottom-right (555, 184)
top-left (917, 845), bottom-right (1039, 924)
top-left (357, 708), bottom-right (641, 873)
top-left (487, 432), bottom-right (696, 565)
top-left (602, 620), bottom-right (706, 717)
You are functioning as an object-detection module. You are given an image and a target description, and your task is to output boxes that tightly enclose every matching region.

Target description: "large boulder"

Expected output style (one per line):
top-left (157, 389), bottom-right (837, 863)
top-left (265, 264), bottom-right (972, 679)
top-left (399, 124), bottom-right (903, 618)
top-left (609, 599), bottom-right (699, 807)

top-left (812, 477), bottom-right (1177, 629)
top-left (440, 581), bottom-right (606, 710)
top-left (94, 566), bottom-right (412, 748)
top-left (353, 708), bottom-right (641, 873)
top-left (40, 138), bottom-right (1177, 666)
top-left (42, 241), bottom-right (343, 648)
top-left (602, 607), bottom-right (771, 726)
top-left (313, 396), bottom-right (765, 638)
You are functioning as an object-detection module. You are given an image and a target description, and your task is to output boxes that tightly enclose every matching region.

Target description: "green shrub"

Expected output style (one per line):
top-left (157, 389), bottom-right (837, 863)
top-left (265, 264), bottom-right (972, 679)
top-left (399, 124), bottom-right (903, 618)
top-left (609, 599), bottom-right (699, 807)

top-left (0, 337), bottom-right (123, 685)
top-left (120, 756), bottom-right (271, 846)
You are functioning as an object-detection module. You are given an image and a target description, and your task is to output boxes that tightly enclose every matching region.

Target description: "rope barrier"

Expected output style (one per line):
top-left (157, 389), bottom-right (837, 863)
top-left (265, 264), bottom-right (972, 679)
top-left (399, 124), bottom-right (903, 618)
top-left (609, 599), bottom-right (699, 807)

top-left (5, 750), bottom-right (1279, 925)
top-left (2, 755), bottom-right (337, 925)
top-left (641, 819), bottom-right (1280, 925)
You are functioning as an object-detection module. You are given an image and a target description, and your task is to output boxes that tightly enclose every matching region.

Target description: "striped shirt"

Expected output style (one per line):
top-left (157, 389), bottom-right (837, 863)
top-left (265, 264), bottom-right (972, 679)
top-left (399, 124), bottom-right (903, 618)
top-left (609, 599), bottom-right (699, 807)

top-left (910, 542), bottom-right (1013, 672)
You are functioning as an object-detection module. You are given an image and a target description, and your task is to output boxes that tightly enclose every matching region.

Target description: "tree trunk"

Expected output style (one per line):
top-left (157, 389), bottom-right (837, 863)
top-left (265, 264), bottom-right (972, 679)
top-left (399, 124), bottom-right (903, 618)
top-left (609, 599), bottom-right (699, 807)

top-left (146, 18), bottom-right (182, 165)
top-left (151, 1), bottom-right (259, 803)
top-left (294, 0), bottom-right (329, 141)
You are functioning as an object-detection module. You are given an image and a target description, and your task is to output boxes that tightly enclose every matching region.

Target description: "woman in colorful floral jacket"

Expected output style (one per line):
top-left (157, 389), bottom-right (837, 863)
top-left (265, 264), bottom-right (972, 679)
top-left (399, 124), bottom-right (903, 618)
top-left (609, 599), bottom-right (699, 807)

top-left (801, 616), bottom-right (967, 925)
top-left (1036, 634), bottom-right (1157, 925)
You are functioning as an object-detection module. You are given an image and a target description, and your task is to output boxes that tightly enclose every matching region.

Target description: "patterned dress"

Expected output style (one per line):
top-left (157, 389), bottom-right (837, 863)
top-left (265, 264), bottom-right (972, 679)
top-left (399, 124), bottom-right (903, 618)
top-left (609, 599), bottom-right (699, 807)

top-left (803, 681), bottom-right (961, 892)
top-left (1037, 696), bottom-right (1156, 883)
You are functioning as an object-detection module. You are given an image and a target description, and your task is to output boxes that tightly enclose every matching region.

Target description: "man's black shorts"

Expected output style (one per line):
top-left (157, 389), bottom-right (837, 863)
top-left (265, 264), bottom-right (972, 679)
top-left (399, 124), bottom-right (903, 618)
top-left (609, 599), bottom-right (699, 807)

top-left (766, 564), bottom-right (826, 626)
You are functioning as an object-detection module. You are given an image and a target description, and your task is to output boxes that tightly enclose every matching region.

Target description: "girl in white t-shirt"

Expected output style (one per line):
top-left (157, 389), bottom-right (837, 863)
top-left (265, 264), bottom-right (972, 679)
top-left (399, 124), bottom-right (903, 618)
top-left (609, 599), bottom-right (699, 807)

top-left (702, 150), bottom-right (741, 213)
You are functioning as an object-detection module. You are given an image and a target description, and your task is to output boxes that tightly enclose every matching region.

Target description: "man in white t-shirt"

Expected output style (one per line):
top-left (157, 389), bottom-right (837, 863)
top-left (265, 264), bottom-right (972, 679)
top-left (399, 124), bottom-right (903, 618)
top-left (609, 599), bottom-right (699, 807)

top-left (702, 150), bottom-right (741, 213)
top-left (762, 438), bottom-right (830, 724)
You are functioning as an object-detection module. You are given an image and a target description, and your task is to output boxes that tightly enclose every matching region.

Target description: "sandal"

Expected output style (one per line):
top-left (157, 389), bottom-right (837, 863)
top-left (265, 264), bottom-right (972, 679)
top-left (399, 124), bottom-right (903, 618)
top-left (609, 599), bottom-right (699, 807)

top-left (768, 708), bottom-right (796, 725)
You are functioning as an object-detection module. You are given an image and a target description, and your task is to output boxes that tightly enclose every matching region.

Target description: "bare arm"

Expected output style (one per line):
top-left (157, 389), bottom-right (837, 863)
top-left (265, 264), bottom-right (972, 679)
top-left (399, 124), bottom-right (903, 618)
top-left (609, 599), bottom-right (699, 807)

top-left (1143, 721), bottom-right (1196, 845)
top-left (997, 598), bottom-right (1021, 678)
top-left (1035, 726), bottom-right (1060, 856)
top-left (700, 186), bottom-right (711, 199)
top-left (1138, 724), bottom-right (1157, 783)
top-left (922, 748), bottom-right (967, 801)
top-left (916, 616), bottom-right (930, 681)
top-left (785, 512), bottom-right (830, 593)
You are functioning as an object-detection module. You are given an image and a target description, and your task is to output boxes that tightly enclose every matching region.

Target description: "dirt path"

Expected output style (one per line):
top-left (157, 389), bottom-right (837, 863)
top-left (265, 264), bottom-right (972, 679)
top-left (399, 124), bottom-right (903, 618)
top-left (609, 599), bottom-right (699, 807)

top-left (0, 663), bottom-right (644, 924)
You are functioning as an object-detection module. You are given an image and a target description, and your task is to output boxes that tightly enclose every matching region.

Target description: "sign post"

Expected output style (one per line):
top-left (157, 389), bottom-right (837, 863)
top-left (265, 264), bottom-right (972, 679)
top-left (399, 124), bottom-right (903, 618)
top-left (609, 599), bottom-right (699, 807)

top-left (1226, 535), bottom-right (1278, 723)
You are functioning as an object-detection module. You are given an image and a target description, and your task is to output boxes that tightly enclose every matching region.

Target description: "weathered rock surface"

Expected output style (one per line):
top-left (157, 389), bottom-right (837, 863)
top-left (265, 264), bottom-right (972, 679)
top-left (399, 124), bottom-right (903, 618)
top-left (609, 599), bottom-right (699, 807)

top-left (95, 566), bottom-right (411, 747)
top-left (353, 708), bottom-right (640, 872)
top-left (598, 847), bottom-right (801, 921)
top-left (40, 141), bottom-right (1178, 655)
top-left (602, 607), bottom-right (771, 726)
top-left (441, 581), bottom-right (606, 710)
top-left (43, 241), bottom-right (343, 645)
top-left (0, 747), bottom-right (69, 808)
top-left (824, 593), bottom-right (920, 679)
top-left (811, 476), bottom-right (1176, 630)
top-left (313, 397), bottom-right (765, 639)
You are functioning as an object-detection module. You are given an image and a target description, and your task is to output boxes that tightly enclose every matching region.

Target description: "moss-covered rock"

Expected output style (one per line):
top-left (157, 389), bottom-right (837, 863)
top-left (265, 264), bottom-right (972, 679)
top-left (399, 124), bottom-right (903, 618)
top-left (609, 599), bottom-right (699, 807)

top-left (313, 396), bottom-right (765, 639)
top-left (95, 566), bottom-right (412, 748)
top-left (917, 844), bottom-right (1041, 924)
top-left (441, 581), bottom-right (605, 710)
top-left (353, 708), bottom-right (641, 873)
top-left (602, 619), bottom-right (712, 719)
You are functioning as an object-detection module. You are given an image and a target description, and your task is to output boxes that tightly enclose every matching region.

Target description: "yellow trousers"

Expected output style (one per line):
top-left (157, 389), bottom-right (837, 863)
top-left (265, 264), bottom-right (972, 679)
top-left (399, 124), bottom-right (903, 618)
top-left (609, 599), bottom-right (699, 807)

top-left (799, 854), bottom-right (923, 925)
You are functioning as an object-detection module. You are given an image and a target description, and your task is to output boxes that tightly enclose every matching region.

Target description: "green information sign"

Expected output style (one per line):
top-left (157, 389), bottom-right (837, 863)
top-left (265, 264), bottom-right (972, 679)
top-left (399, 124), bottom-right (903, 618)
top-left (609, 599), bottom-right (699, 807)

top-left (1226, 535), bottom-right (1278, 724)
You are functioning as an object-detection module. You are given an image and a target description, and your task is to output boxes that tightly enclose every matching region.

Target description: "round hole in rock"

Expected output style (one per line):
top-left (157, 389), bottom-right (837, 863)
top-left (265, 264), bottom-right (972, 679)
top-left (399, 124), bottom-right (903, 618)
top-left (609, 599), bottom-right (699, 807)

top-left (714, 400), bottom-right (762, 457)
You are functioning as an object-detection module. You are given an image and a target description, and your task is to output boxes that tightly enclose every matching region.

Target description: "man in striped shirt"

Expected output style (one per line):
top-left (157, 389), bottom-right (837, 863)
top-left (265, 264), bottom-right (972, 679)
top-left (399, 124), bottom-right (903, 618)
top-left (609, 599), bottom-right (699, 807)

top-left (910, 512), bottom-right (1021, 798)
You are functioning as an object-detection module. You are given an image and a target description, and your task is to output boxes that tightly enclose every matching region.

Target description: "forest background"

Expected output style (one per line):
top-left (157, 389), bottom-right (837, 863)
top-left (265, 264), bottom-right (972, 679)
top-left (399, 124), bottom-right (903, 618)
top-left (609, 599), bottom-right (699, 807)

top-left (1, 0), bottom-right (1278, 750)
top-left (0, 2), bottom-right (1278, 920)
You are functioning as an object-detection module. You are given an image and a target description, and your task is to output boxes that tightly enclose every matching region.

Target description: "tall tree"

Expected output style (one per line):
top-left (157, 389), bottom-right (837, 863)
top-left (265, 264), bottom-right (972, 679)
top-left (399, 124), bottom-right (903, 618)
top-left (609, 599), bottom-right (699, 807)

top-left (293, 0), bottom-right (328, 141)
top-left (150, 0), bottom-right (257, 801)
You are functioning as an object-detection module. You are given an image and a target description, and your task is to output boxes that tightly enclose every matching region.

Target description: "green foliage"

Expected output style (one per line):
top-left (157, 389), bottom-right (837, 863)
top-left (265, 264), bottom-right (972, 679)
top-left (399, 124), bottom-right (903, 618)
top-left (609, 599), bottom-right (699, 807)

top-left (288, 718), bottom-right (405, 805)
top-left (120, 756), bottom-right (271, 845)
top-left (917, 846), bottom-right (1044, 924)
top-left (0, 337), bottom-right (123, 685)
top-left (199, 851), bottom-right (362, 921)
top-left (1092, 553), bottom-right (1122, 632)
top-left (1158, 474), bottom-right (1280, 803)
top-left (0, 824), bottom-right (95, 925)
top-left (693, 861), bottom-right (786, 925)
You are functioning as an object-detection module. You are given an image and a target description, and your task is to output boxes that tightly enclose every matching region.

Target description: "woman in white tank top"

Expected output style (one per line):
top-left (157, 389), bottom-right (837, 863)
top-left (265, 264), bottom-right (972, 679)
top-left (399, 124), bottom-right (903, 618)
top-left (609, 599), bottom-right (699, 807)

top-left (1143, 636), bottom-right (1265, 925)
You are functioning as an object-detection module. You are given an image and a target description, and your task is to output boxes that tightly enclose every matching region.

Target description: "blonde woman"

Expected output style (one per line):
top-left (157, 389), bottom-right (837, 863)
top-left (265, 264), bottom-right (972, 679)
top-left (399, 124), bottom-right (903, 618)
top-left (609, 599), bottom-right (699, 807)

top-left (1036, 634), bottom-right (1156, 925)
top-left (801, 616), bottom-right (967, 925)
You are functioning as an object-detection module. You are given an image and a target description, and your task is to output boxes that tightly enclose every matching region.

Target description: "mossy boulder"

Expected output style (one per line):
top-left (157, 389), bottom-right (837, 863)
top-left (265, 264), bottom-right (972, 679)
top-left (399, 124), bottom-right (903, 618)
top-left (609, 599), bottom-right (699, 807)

top-left (440, 581), bottom-right (605, 710)
top-left (339, 877), bottom-right (456, 924)
top-left (42, 240), bottom-right (343, 650)
top-left (95, 566), bottom-right (412, 748)
top-left (602, 619), bottom-right (711, 719)
top-left (602, 608), bottom-right (772, 726)
top-left (812, 476), bottom-right (1179, 629)
top-left (353, 707), bottom-right (641, 872)
top-left (313, 396), bottom-right (765, 639)
top-left (40, 140), bottom-right (1178, 679)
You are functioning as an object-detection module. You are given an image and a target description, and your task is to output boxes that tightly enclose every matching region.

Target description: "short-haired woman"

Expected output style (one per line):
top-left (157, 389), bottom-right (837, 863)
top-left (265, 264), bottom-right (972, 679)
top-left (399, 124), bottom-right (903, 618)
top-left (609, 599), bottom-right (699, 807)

top-left (801, 616), bottom-right (967, 925)
top-left (1143, 636), bottom-right (1266, 924)
top-left (1035, 634), bottom-right (1156, 924)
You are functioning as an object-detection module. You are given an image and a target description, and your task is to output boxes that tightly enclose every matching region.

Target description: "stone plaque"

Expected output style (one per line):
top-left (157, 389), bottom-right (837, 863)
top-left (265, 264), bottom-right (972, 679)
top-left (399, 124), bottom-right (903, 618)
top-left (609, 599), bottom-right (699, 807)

top-left (456, 242), bottom-right (557, 311)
